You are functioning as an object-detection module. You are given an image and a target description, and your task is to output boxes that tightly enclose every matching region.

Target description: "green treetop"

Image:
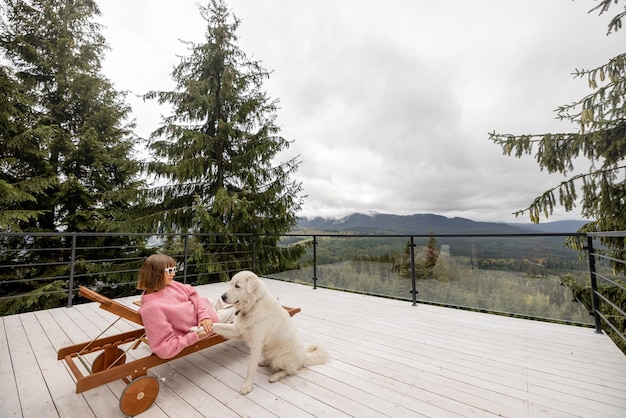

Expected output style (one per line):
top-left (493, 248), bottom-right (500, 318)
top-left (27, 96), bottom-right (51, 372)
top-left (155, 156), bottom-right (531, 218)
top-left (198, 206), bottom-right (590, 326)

top-left (0, 63), bottom-right (51, 230)
top-left (489, 0), bottom-right (626, 256)
top-left (0, 0), bottom-right (143, 233)
top-left (141, 0), bottom-right (305, 279)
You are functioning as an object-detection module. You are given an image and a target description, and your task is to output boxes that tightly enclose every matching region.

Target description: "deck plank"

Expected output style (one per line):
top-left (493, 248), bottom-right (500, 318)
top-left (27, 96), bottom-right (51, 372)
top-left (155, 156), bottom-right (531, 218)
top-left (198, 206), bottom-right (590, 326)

top-left (23, 311), bottom-right (95, 418)
top-left (2, 278), bottom-right (626, 417)
top-left (4, 314), bottom-right (57, 417)
top-left (0, 316), bottom-right (21, 418)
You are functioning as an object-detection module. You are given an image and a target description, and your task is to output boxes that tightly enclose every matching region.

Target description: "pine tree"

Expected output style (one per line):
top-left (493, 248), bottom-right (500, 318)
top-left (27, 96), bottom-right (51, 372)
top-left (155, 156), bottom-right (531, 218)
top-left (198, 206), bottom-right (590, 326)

top-left (0, 0), bottom-right (145, 311)
top-left (489, 1), bottom-right (626, 260)
top-left (0, 64), bottom-right (52, 230)
top-left (142, 0), bottom-right (305, 281)
top-left (0, 0), bottom-right (143, 233)
top-left (423, 234), bottom-right (439, 269)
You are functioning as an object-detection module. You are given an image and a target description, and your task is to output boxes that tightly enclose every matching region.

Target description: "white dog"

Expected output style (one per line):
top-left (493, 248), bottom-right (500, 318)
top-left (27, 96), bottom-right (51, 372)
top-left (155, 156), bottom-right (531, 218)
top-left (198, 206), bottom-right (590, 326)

top-left (212, 270), bottom-right (329, 395)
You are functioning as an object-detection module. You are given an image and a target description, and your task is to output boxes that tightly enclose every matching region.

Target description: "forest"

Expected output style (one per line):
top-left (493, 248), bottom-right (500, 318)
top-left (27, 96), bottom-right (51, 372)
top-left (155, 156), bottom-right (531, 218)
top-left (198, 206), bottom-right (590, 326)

top-left (270, 231), bottom-right (626, 353)
top-left (271, 234), bottom-right (593, 323)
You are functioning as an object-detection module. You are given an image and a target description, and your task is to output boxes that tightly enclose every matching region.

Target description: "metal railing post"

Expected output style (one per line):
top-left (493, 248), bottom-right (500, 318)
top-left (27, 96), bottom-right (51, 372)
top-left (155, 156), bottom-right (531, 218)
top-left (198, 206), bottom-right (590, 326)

top-left (252, 235), bottom-right (256, 272)
top-left (66, 233), bottom-right (77, 308)
top-left (586, 236), bottom-right (603, 333)
top-left (410, 236), bottom-right (418, 306)
top-left (182, 234), bottom-right (189, 284)
top-left (312, 235), bottom-right (318, 289)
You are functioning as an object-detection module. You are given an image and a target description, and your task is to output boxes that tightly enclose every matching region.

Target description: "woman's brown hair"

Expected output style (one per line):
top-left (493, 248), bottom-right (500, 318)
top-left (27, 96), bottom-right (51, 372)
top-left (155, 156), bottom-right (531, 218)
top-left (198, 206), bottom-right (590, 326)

top-left (136, 254), bottom-right (176, 291)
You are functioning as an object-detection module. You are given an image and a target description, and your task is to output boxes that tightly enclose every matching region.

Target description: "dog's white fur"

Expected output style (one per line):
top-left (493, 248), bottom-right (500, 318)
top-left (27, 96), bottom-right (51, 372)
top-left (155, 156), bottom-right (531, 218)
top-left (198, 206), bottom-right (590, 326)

top-left (212, 270), bottom-right (329, 395)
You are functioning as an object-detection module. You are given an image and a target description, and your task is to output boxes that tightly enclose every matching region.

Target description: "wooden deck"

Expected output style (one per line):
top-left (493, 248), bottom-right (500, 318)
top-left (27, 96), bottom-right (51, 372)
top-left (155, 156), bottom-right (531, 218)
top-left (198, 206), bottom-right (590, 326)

top-left (2, 278), bottom-right (626, 418)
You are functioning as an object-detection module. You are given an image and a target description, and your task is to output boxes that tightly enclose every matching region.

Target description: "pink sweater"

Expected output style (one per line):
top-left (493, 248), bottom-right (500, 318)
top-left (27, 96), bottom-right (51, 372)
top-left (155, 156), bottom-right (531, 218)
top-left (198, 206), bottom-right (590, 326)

top-left (138, 281), bottom-right (219, 359)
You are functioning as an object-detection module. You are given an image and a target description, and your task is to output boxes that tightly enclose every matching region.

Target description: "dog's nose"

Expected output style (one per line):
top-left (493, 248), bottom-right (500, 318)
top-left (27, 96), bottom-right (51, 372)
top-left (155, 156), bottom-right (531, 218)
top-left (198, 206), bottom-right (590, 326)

top-left (221, 293), bottom-right (227, 302)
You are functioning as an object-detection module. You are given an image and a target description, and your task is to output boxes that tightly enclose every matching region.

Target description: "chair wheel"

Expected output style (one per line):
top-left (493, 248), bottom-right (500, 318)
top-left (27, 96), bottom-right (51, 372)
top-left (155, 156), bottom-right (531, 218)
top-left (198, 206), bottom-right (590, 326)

top-left (92, 348), bottom-right (126, 373)
top-left (119, 375), bottom-right (159, 416)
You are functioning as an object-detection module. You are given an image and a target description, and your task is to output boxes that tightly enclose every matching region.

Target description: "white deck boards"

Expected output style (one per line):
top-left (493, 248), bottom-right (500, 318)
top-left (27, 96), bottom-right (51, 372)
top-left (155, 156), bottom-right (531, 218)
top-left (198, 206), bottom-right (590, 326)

top-left (2, 278), bottom-right (626, 418)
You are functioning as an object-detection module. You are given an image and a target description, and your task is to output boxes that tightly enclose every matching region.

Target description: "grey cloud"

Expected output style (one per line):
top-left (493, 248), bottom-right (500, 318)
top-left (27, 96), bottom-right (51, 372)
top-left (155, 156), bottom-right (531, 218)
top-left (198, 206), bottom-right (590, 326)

top-left (97, 0), bottom-right (623, 222)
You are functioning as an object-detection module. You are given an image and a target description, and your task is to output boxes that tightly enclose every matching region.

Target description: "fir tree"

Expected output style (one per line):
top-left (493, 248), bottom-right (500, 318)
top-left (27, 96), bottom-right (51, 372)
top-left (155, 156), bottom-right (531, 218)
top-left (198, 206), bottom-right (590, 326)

top-left (423, 234), bottom-right (439, 269)
top-left (489, 1), bottom-right (626, 263)
top-left (0, 0), bottom-right (145, 311)
top-left (0, 0), bottom-right (143, 233)
top-left (142, 0), bottom-right (305, 281)
top-left (0, 64), bottom-right (52, 230)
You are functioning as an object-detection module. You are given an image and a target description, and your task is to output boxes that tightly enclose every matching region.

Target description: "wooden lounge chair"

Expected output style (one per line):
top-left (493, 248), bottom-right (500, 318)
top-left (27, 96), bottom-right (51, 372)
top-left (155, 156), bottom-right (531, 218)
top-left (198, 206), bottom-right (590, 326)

top-left (57, 286), bottom-right (301, 416)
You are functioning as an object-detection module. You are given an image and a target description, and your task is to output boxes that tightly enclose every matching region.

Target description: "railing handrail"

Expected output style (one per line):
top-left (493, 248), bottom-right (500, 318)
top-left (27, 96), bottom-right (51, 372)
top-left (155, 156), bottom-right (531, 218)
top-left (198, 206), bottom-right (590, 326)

top-left (1, 230), bottom-right (624, 351)
top-left (0, 231), bottom-right (255, 237)
top-left (0, 231), bottom-right (255, 306)
top-left (278, 232), bottom-right (588, 238)
top-left (586, 233), bottom-right (626, 346)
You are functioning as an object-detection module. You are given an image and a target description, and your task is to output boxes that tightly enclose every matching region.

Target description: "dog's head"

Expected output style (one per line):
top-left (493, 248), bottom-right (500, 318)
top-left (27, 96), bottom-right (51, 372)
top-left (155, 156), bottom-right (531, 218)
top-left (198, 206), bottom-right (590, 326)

top-left (221, 270), bottom-right (262, 309)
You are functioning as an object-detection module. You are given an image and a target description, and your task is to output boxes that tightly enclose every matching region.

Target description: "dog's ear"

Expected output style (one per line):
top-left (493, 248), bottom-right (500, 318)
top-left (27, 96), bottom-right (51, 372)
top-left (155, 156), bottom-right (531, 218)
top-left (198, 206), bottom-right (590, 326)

top-left (246, 272), bottom-right (259, 293)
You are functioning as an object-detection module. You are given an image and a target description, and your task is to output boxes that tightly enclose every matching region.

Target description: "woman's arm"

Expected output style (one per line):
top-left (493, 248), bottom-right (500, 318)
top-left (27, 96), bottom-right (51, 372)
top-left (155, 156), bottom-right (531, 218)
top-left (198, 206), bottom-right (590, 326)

top-left (186, 285), bottom-right (219, 323)
top-left (140, 303), bottom-right (200, 359)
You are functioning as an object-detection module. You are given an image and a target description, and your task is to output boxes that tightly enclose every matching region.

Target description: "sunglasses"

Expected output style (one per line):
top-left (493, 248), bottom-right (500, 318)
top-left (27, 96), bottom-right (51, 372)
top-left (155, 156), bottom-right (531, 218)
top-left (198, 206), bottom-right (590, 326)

top-left (164, 267), bottom-right (177, 275)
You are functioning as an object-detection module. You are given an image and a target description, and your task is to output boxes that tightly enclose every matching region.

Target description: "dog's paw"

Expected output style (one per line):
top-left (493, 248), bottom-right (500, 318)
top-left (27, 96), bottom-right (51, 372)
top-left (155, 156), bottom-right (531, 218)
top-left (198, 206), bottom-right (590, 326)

top-left (240, 382), bottom-right (254, 395)
top-left (269, 370), bottom-right (288, 383)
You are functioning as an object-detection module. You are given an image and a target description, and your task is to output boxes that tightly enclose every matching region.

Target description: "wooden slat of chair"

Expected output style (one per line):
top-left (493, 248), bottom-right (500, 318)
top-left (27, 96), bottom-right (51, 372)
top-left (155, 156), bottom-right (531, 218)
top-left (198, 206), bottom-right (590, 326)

top-left (79, 286), bottom-right (143, 326)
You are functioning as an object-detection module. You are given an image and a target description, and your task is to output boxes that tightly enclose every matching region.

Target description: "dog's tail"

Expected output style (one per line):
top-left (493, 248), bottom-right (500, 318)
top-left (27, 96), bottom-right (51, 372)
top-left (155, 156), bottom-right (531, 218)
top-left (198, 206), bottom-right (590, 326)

top-left (304, 343), bottom-right (330, 366)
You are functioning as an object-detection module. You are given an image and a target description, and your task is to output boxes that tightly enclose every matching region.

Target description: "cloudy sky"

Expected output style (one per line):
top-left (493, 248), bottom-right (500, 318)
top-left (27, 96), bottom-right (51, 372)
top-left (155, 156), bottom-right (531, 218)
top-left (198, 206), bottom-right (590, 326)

top-left (96, 0), bottom-right (624, 223)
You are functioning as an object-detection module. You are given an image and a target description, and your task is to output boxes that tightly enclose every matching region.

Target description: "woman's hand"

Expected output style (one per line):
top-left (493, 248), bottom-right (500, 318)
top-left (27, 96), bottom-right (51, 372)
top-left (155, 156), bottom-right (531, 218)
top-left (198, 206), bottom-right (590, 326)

top-left (197, 319), bottom-right (214, 336)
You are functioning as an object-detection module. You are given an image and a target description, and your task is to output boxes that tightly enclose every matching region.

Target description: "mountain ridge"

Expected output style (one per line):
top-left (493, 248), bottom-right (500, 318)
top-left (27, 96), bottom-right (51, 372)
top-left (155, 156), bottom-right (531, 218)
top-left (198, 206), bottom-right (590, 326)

top-left (296, 212), bottom-right (587, 234)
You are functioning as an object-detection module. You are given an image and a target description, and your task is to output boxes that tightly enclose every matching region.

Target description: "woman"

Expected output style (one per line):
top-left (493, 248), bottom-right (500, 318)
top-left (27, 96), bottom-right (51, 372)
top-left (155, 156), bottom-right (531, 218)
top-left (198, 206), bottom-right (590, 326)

top-left (136, 254), bottom-right (234, 359)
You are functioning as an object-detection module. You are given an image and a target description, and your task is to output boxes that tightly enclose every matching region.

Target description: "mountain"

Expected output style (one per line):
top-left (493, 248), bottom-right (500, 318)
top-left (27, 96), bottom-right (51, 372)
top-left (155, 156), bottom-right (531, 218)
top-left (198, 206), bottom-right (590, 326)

top-left (508, 220), bottom-right (587, 233)
top-left (296, 213), bottom-right (586, 234)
